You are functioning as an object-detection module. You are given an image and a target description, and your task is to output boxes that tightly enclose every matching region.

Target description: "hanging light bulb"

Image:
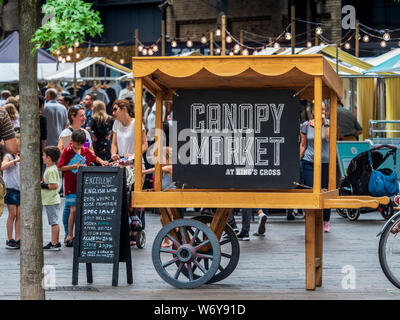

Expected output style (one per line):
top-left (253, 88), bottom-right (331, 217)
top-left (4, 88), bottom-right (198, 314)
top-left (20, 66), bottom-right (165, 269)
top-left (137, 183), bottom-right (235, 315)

top-left (215, 28), bottom-right (221, 36)
top-left (315, 26), bottom-right (323, 35)
top-left (76, 53), bottom-right (80, 59)
top-left (61, 58), bottom-right (66, 63)
top-left (201, 35), bottom-right (207, 44)
top-left (242, 48), bottom-right (249, 55)
top-left (234, 48), bottom-right (240, 54)
top-left (58, 56), bottom-right (62, 62)
top-left (186, 39), bottom-right (193, 47)
top-left (215, 48), bottom-right (221, 54)
top-left (234, 44), bottom-right (240, 51)
top-left (142, 48), bottom-right (148, 55)
top-left (252, 50), bottom-right (258, 55)
top-left (171, 40), bottom-right (177, 47)
top-left (152, 45), bottom-right (158, 52)
top-left (226, 35), bottom-right (232, 43)
top-left (120, 59), bottom-right (125, 64)
top-left (74, 41), bottom-right (80, 47)
top-left (113, 45), bottom-right (118, 52)
top-left (380, 40), bottom-right (387, 48)
top-left (138, 45), bottom-right (143, 52)
top-left (148, 48), bottom-right (154, 55)
top-left (56, 50), bottom-right (61, 55)
top-left (383, 32), bottom-right (390, 41)
top-left (94, 46), bottom-right (99, 52)
top-left (66, 55), bottom-right (71, 61)
top-left (363, 35), bottom-right (370, 42)
top-left (344, 42), bottom-right (351, 50)
top-left (285, 32), bottom-right (292, 40)
top-left (273, 42), bottom-right (280, 49)
top-left (68, 47), bottom-right (73, 54)
top-left (229, 51), bottom-right (234, 56)
top-left (307, 41), bottom-right (312, 48)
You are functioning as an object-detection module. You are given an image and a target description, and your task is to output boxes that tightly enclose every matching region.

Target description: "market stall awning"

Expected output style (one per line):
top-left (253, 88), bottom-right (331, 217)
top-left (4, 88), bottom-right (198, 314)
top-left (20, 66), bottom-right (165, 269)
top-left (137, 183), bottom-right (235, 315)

top-left (45, 57), bottom-right (131, 80)
top-left (364, 53), bottom-right (400, 73)
top-left (132, 54), bottom-right (342, 100)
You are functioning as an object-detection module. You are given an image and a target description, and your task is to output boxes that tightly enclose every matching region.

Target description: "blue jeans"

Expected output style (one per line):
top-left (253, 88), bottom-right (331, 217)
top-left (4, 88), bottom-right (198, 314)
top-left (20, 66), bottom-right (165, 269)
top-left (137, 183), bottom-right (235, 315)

top-left (301, 160), bottom-right (331, 222)
top-left (62, 200), bottom-right (71, 237)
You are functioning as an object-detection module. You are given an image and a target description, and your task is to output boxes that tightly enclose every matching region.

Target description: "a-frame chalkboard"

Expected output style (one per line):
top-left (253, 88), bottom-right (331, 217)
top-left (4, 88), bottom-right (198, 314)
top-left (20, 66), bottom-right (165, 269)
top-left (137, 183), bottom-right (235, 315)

top-left (72, 167), bottom-right (132, 286)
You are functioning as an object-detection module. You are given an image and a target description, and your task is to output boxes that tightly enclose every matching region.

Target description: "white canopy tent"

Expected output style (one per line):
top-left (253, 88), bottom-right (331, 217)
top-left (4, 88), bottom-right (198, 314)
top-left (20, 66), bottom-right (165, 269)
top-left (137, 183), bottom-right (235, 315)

top-left (45, 57), bottom-right (131, 81)
top-left (0, 31), bottom-right (74, 82)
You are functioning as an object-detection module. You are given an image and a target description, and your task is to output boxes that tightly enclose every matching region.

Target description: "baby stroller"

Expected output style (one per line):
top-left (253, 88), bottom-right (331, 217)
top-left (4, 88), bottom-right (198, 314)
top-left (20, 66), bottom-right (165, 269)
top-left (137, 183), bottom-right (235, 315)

top-left (338, 144), bottom-right (398, 221)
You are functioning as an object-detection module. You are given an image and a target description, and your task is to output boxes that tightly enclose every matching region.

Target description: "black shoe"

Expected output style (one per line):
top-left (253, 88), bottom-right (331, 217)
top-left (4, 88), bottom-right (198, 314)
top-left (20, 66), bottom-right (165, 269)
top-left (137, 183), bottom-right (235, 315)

top-left (257, 213), bottom-right (267, 235)
top-left (286, 210), bottom-right (295, 220)
top-left (5, 239), bottom-right (19, 250)
top-left (43, 242), bottom-right (61, 251)
top-left (237, 232), bottom-right (250, 241)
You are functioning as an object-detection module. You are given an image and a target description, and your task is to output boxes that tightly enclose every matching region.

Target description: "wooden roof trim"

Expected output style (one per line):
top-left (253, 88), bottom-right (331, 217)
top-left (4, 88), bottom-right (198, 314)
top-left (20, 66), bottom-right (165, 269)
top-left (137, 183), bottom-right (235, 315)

top-left (132, 55), bottom-right (326, 78)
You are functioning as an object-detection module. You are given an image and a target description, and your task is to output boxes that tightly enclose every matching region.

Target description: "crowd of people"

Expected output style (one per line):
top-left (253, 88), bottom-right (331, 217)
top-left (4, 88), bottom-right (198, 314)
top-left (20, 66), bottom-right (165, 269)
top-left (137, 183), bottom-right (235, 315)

top-left (0, 82), bottom-right (363, 250)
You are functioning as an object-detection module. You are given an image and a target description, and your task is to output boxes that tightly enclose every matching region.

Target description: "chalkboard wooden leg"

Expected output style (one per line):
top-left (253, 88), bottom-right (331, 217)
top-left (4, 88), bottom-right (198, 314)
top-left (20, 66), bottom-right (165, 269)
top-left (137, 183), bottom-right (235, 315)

top-left (72, 261), bottom-right (79, 285)
top-left (112, 262), bottom-right (119, 286)
top-left (126, 259), bottom-right (133, 284)
top-left (86, 263), bottom-right (93, 284)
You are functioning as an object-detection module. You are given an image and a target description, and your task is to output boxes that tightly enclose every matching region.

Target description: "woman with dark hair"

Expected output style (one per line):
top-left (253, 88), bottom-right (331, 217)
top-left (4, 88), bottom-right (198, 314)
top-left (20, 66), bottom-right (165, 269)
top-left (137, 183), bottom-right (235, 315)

top-left (86, 100), bottom-right (114, 160)
top-left (110, 99), bottom-right (147, 161)
top-left (57, 105), bottom-right (93, 153)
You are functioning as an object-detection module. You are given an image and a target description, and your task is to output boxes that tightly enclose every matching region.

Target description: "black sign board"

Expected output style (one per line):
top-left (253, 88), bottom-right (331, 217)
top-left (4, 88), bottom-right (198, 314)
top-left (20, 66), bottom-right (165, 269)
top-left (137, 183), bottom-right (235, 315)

top-left (172, 89), bottom-right (301, 189)
top-left (72, 167), bottom-right (132, 286)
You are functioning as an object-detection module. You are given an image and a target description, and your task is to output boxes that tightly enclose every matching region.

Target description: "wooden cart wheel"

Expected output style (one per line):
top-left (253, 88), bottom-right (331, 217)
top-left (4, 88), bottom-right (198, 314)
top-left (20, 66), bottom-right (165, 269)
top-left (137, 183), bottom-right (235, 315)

top-left (152, 219), bottom-right (221, 289)
top-left (189, 215), bottom-right (240, 284)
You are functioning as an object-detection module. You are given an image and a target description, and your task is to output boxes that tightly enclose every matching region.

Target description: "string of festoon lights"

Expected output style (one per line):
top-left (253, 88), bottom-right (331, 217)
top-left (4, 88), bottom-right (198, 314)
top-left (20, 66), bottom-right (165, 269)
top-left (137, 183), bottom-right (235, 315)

top-left (55, 20), bottom-right (400, 63)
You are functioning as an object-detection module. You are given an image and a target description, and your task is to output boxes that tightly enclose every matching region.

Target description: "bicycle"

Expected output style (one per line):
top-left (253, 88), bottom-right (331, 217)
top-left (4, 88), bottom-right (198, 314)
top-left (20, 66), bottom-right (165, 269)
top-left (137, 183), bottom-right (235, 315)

top-left (378, 205), bottom-right (400, 289)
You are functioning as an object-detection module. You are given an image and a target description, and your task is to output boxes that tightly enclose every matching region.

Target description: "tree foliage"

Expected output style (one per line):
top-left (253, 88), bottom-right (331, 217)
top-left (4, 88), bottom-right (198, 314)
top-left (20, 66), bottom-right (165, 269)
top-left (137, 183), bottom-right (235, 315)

top-left (31, 0), bottom-right (103, 54)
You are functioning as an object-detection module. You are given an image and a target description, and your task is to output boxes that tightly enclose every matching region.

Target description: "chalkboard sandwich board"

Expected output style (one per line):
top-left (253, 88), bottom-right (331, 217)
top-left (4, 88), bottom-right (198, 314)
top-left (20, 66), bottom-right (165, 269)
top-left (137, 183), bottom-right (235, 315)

top-left (72, 167), bottom-right (132, 286)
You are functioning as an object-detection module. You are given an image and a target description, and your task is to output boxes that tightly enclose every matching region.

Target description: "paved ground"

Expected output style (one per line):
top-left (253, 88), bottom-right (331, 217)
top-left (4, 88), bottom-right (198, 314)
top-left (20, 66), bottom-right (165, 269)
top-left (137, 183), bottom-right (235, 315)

top-left (1, 200), bottom-right (400, 300)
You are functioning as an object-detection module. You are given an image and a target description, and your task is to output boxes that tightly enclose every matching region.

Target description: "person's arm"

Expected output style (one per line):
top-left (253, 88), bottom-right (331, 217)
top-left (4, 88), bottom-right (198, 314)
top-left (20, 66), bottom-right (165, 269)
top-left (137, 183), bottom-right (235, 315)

top-left (300, 133), bottom-right (307, 160)
top-left (141, 130), bottom-right (148, 154)
top-left (1, 154), bottom-right (19, 171)
top-left (96, 156), bottom-right (108, 166)
top-left (41, 183), bottom-right (58, 190)
top-left (111, 131), bottom-right (119, 160)
top-left (58, 163), bottom-right (83, 172)
top-left (323, 118), bottom-right (330, 142)
top-left (57, 138), bottom-right (65, 153)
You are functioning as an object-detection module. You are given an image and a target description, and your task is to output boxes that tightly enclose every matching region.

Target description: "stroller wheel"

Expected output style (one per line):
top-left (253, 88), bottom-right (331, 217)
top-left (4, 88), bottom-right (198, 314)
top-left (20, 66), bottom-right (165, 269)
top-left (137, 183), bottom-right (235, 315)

top-left (379, 203), bottom-right (394, 220)
top-left (136, 230), bottom-right (146, 249)
top-left (336, 208), bottom-right (348, 218)
top-left (346, 209), bottom-right (360, 221)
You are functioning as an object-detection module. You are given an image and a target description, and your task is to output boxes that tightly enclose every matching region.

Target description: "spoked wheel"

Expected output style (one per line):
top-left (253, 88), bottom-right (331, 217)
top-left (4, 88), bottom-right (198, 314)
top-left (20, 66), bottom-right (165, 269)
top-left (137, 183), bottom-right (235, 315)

top-left (189, 215), bottom-right (240, 284)
top-left (346, 208), bottom-right (361, 221)
top-left (152, 219), bottom-right (221, 289)
top-left (379, 214), bottom-right (400, 289)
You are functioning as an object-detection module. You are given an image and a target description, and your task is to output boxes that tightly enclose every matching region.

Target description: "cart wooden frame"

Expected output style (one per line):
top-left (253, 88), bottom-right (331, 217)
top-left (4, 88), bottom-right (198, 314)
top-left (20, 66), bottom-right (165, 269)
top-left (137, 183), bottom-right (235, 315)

top-left (130, 55), bottom-right (389, 290)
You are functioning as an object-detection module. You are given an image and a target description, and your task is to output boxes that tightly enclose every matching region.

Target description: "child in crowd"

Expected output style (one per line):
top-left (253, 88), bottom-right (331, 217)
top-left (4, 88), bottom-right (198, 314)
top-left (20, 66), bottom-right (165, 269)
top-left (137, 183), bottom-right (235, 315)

top-left (41, 146), bottom-right (62, 251)
top-left (58, 129), bottom-right (108, 247)
top-left (2, 132), bottom-right (20, 249)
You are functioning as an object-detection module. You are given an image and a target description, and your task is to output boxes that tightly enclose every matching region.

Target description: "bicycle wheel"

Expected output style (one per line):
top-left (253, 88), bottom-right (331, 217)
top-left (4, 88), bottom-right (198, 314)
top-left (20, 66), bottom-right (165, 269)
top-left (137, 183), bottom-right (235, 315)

top-left (379, 214), bottom-right (400, 289)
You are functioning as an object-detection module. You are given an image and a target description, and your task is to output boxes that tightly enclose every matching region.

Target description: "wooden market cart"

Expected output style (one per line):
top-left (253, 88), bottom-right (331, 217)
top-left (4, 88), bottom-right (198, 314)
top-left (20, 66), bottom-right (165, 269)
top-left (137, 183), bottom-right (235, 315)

top-left (130, 55), bottom-right (390, 290)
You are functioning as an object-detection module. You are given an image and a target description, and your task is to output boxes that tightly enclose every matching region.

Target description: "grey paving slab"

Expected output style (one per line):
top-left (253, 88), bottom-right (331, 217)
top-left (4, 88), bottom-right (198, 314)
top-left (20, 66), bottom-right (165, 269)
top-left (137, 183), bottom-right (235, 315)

top-left (0, 200), bottom-right (400, 300)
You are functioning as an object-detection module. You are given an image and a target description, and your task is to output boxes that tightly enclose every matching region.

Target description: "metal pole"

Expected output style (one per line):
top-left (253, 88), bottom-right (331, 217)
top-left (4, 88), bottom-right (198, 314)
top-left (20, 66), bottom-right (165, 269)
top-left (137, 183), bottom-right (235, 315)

top-left (161, 20), bottom-right (165, 56)
top-left (291, 5), bottom-right (295, 54)
top-left (355, 20), bottom-right (359, 57)
top-left (221, 13), bottom-right (226, 56)
top-left (210, 31), bottom-right (214, 56)
top-left (73, 43), bottom-right (77, 96)
top-left (135, 29), bottom-right (139, 57)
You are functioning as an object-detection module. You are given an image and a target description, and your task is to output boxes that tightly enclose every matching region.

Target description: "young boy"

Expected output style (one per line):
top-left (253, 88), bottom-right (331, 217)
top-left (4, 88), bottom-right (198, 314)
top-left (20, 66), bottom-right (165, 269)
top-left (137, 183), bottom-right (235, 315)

top-left (58, 129), bottom-right (108, 247)
top-left (41, 146), bottom-right (62, 251)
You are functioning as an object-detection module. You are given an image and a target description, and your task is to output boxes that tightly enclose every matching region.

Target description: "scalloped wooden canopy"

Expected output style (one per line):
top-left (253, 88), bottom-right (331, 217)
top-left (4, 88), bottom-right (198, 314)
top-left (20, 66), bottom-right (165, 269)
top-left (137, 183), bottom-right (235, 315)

top-left (132, 54), bottom-right (342, 100)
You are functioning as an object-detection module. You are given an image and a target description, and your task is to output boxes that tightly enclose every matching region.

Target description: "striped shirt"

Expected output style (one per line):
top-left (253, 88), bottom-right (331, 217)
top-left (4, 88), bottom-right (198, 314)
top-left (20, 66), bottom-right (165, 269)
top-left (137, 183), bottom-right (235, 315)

top-left (0, 107), bottom-right (16, 185)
